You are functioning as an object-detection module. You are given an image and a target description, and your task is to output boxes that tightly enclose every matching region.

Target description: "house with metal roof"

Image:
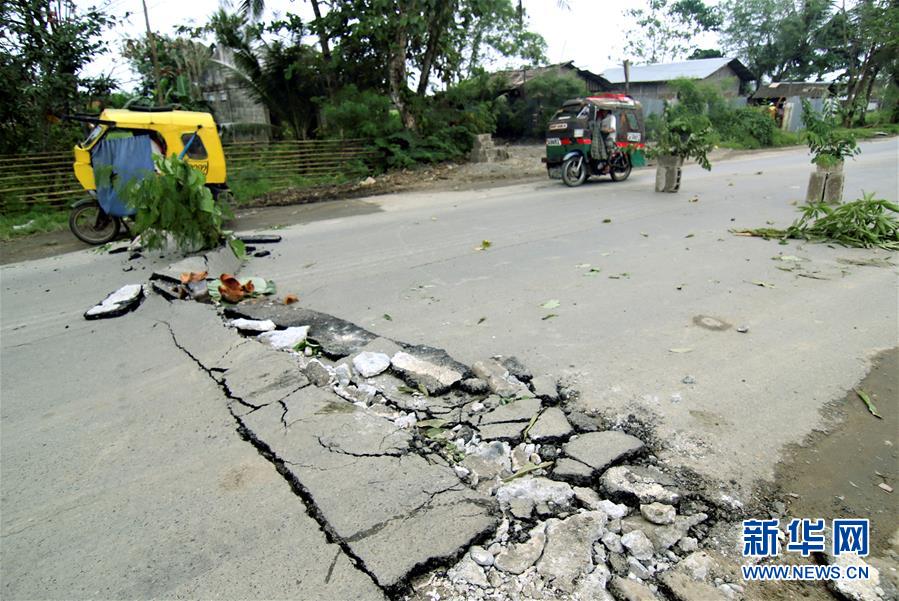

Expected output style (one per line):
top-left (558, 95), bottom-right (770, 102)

top-left (602, 57), bottom-right (756, 116)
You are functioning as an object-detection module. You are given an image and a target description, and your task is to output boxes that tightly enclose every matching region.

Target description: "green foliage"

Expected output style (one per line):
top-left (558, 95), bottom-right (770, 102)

top-left (624, 0), bottom-right (721, 63)
top-left (715, 107), bottom-right (776, 149)
top-left (801, 99), bottom-right (860, 167)
top-left (652, 108), bottom-right (714, 170)
top-left (228, 167), bottom-right (353, 204)
top-left (0, 0), bottom-right (116, 153)
top-left (121, 35), bottom-right (213, 110)
top-left (742, 193), bottom-right (899, 250)
top-left (121, 154), bottom-right (232, 253)
top-left (496, 72), bottom-right (587, 139)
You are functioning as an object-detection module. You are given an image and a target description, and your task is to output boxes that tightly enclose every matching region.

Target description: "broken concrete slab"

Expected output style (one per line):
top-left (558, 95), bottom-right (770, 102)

top-left (494, 524), bottom-right (547, 575)
top-left (600, 465), bottom-right (682, 505)
top-left (566, 411), bottom-right (601, 432)
top-left (621, 513), bottom-right (708, 553)
top-left (641, 502), bottom-right (676, 525)
top-left (563, 431), bottom-right (644, 474)
top-left (498, 356), bottom-right (532, 382)
top-left (461, 441), bottom-right (511, 482)
top-left (84, 284), bottom-right (144, 320)
top-left (471, 359), bottom-right (529, 397)
top-left (823, 551), bottom-right (883, 601)
top-left (241, 385), bottom-right (497, 589)
top-left (574, 564), bottom-right (615, 601)
top-left (536, 510), bottom-right (608, 593)
top-left (477, 421), bottom-right (528, 441)
top-left (257, 326), bottom-right (309, 350)
top-left (352, 351), bottom-right (391, 378)
top-left (530, 375), bottom-right (559, 401)
top-left (551, 458), bottom-right (594, 484)
top-left (303, 358), bottom-right (333, 387)
top-left (228, 318), bottom-right (276, 332)
top-left (391, 349), bottom-right (465, 395)
top-left (226, 302), bottom-right (378, 357)
top-left (528, 407), bottom-right (573, 441)
top-left (495, 477), bottom-right (574, 512)
top-left (477, 396), bottom-right (542, 426)
top-left (609, 575), bottom-right (663, 601)
top-left (621, 530), bottom-right (655, 560)
top-left (447, 554), bottom-right (489, 588)
top-left (221, 344), bottom-right (309, 410)
top-left (658, 571), bottom-right (729, 601)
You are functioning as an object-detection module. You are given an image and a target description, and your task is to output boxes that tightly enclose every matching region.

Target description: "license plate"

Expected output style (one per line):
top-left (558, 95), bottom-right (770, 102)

top-left (627, 132), bottom-right (642, 142)
top-left (546, 138), bottom-right (561, 146)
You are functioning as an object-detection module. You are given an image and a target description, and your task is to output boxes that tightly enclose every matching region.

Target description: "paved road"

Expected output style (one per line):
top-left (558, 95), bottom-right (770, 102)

top-left (250, 139), bottom-right (898, 491)
top-left (1, 139), bottom-right (896, 597)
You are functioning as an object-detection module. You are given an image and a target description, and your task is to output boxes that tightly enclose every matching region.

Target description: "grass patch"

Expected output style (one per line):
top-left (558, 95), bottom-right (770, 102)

top-left (0, 208), bottom-right (69, 241)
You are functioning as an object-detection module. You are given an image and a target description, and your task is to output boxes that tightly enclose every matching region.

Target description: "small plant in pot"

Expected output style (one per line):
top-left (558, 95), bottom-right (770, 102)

top-left (650, 105), bottom-right (714, 193)
top-left (801, 99), bottom-right (860, 204)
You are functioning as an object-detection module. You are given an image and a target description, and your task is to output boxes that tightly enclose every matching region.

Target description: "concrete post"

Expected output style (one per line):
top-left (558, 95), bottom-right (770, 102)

top-left (655, 155), bottom-right (683, 193)
top-left (805, 161), bottom-right (844, 204)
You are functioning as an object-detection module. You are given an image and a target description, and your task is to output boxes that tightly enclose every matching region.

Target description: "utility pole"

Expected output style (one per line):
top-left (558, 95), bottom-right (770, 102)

top-left (141, 0), bottom-right (164, 106)
top-left (624, 60), bottom-right (631, 96)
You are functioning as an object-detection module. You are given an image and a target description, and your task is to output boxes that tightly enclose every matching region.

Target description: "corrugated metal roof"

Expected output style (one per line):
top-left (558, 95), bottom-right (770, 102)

top-left (752, 82), bottom-right (831, 99)
top-left (492, 61), bottom-right (610, 91)
top-left (602, 58), bottom-right (753, 84)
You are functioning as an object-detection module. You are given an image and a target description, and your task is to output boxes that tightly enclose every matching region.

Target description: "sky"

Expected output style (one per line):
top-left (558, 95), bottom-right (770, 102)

top-left (78, 0), bottom-right (721, 90)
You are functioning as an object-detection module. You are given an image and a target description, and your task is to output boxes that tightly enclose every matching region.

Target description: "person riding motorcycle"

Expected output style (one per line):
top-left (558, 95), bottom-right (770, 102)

top-left (592, 109), bottom-right (618, 172)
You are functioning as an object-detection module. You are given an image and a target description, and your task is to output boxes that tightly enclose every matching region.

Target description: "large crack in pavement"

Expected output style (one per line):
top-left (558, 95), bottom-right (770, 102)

top-left (133, 247), bottom-right (892, 600)
top-left (160, 317), bottom-right (390, 595)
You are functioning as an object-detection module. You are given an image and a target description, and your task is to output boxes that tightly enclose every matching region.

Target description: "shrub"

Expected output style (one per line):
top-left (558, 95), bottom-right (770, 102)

top-left (120, 154), bottom-right (237, 254)
top-left (801, 99), bottom-right (860, 167)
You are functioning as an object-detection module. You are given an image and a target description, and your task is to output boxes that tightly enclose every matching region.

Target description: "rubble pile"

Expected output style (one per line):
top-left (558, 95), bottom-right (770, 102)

top-left (209, 299), bottom-right (745, 601)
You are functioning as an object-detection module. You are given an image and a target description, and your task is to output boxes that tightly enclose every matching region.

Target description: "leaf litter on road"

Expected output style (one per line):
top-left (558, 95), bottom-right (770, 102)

top-left (855, 389), bottom-right (882, 419)
top-left (540, 299), bottom-right (560, 310)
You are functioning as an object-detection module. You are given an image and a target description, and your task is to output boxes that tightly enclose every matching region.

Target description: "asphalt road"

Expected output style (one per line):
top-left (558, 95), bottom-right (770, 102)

top-left (1, 139), bottom-right (896, 597)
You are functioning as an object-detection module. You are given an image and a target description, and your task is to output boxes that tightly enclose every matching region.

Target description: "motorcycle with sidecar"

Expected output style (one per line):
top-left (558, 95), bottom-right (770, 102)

top-left (65, 106), bottom-right (230, 244)
top-left (542, 94), bottom-right (646, 187)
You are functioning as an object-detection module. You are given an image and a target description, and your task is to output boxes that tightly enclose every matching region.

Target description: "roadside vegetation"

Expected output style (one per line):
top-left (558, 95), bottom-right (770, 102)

top-left (0, 0), bottom-right (897, 240)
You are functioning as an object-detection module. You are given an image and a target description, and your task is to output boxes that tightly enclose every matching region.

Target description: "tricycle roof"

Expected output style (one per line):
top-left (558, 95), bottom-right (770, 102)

top-left (562, 94), bottom-right (641, 111)
top-left (99, 108), bottom-right (217, 130)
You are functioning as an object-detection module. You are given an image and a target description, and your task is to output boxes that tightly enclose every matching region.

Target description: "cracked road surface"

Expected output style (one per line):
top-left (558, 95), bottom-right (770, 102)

top-left (1, 139), bottom-right (896, 598)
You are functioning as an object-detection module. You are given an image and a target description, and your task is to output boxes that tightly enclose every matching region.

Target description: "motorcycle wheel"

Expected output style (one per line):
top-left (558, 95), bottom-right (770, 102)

top-left (561, 155), bottom-right (588, 187)
top-left (609, 153), bottom-right (632, 182)
top-left (69, 199), bottom-right (120, 245)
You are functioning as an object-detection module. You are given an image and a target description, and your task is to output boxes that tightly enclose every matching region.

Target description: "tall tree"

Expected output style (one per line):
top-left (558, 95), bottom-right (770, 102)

top-left (0, 0), bottom-right (114, 151)
top-left (622, 0), bottom-right (721, 64)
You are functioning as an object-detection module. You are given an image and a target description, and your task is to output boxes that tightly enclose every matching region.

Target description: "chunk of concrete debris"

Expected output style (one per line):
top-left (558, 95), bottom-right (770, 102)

top-left (460, 377), bottom-right (490, 394)
top-left (621, 530), bottom-right (655, 560)
top-left (303, 359), bottom-right (334, 387)
top-left (447, 554), bottom-right (489, 588)
top-left (609, 575), bottom-right (662, 601)
top-left (572, 486), bottom-right (603, 510)
top-left (537, 511), bottom-right (608, 593)
top-left (601, 465), bottom-right (682, 505)
top-left (530, 374), bottom-right (559, 401)
top-left (658, 571), bottom-right (729, 601)
top-left (566, 411), bottom-right (601, 432)
top-left (824, 551), bottom-right (883, 601)
top-left (472, 359), bottom-right (529, 397)
top-left (333, 363), bottom-right (352, 387)
top-left (641, 502), bottom-right (676, 525)
top-left (602, 531), bottom-right (625, 554)
top-left (597, 499), bottom-right (630, 520)
top-left (574, 564), bottom-right (614, 601)
top-left (498, 356), bottom-right (532, 382)
top-left (478, 396), bottom-right (542, 426)
top-left (469, 545), bottom-right (494, 567)
top-left (494, 524), bottom-right (547, 574)
top-left (462, 441), bottom-right (511, 481)
top-left (257, 326), bottom-right (309, 350)
top-left (621, 514), bottom-right (708, 553)
top-left (352, 351), bottom-right (391, 378)
top-left (528, 407), bottom-right (573, 441)
top-left (391, 351), bottom-right (463, 394)
top-left (552, 458), bottom-right (594, 484)
top-left (563, 431), bottom-right (644, 474)
top-left (84, 284), bottom-right (144, 320)
top-left (228, 318), bottom-right (276, 332)
top-left (678, 536), bottom-right (699, 553)
top-left (495, 477), bottom-right (574, 511)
